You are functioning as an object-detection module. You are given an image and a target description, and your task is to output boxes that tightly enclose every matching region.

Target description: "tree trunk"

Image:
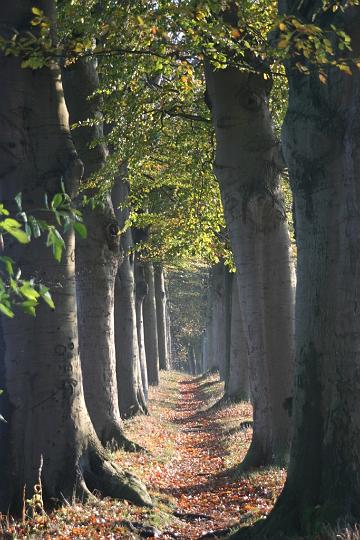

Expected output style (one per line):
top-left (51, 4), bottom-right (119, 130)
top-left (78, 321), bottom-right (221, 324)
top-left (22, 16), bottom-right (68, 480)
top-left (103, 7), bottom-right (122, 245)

top-left (201, 332), bottom-right (208, 374)
top-left (187, 344), bottom-right (196, 375)
top-left (211, 263), bottom-right (227, 379)
top-left (143, 262), bottom-right (160, 385)
top-left (205, 63), bottom-right (294, 467)
top-left (154, 265), bottom-right (170, 370)
top-left (205, 268), bottom-right (217, 372)
top-left (135, 258), bottom-right (149, 402)
top-left (63, 58), bottom-right (128, 450)
top-left (165, 280), bottom-right (173, 369)
top-left (239, 5), bottom-right (360, 537)
top-left (226, 275), bottom-right (250, 402)
top-left (0, 1), bottom-right (150, 510)
top-left (112, 183), bottom-right (147, 418)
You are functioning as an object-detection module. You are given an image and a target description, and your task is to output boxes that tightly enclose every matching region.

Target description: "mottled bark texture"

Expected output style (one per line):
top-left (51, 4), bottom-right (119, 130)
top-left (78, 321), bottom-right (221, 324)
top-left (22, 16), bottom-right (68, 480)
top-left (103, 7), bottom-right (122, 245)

top-left (112, 182), bottom-right (147, 417)
top-left (154, 265), bottom-right (170, 370)
top-left (143, 262), bottom-right (160, 386)
top-left (0, 1), bottom-right (150, 511)
top-left (165, 280), bottom-right (173, 368)
top-left (205, 61), bottom-right (294, 467)
top-left (212, 263), bottom-right (227, 380)
top-left (225, 275), bottom-right (250, 402)
top-left (135, 258), bottom-right (149, 402)
top-left (232, 4), bottom-right (360, 538)
top-left (63, 58), bottom-right (128, 450)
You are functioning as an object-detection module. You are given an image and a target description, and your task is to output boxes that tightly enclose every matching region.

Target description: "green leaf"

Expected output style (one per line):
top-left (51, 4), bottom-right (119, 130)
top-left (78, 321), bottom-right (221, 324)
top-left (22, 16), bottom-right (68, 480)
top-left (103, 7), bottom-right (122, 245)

top-left (46, 228), bottom-right (65, 262)
top-left (31, 7), bottom-right (43, 16)
top-left (0, 219), bottom-right (30, 244)
top-left (29, 216), bottom-right (41, 238)
top-left (39, 285), bottom-right (55, 310)
top-left (0, 256), bottom-right (14, 276)
top-left (21, 300), bottom-right (37, 317)
top-left (20, 282), bottom-right (40, 301)
top-left (73, 221), bottom-right (87, 239)
top-left (10, 278), bottom-right (19, 294)
top-left (0, 303), bottom-right (14, 318)
top-left (51, 193), bottom-right (64, 210)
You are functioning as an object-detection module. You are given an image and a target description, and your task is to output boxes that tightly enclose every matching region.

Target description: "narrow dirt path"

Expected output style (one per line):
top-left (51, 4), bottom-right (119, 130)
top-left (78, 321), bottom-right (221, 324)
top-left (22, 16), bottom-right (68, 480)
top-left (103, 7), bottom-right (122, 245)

top-left (160, 377), bottom-right (248, 539)
top-left (2, 372), bottom-right (285, 539)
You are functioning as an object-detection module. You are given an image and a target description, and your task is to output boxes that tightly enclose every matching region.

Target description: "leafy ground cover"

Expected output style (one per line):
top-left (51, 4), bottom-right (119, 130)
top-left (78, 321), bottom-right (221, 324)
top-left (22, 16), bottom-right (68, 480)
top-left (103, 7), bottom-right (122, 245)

top-left (1, 372), bottom-right (287, 539)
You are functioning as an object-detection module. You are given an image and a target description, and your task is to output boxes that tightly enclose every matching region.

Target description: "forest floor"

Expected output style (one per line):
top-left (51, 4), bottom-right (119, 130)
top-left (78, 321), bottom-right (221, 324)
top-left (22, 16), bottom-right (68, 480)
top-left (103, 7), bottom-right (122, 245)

top-left (1, 372), bottom-right (286, 539)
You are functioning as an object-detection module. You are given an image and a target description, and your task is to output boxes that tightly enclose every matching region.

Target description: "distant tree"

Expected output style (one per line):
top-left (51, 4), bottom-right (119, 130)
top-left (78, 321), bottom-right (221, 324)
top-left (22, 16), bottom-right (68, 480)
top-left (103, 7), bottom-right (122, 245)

top-left (113, 181), bottom-right (148, 417)
top-left (143, 261), bottom-right (160, 385)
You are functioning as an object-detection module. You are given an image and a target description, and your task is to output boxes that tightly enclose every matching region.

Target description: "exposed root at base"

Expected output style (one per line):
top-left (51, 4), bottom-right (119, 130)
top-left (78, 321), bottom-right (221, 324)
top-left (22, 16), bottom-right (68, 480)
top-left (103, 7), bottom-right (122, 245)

top-left (100, 427), bottom-right (146, 453)
top-left (79, 448), bottom-right (152, 507)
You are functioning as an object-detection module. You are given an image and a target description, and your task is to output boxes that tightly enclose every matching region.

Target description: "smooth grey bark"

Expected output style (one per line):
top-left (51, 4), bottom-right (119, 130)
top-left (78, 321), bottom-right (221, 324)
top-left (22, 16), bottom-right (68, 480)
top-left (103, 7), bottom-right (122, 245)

top-left (0, 1), bottom-right (151, 511)
top-left (135, 258), bottom-right (149, 402)
top-left (205, 63), bottom-right (294, 467)
top-left (205, 267), bottom-right (217, 372)
top-left (112, 183), bottom-right (147, 418)
top-left (143, 262), bottom-right (160, 386)
top-left (210, 263), bottom-right (227, 379)
top-left (201, 332), bottom-right (208, 374)
top-left (154, 265), bottom-right (170, 370)
top-left (165, 280), bottom-right (173, 368)
top-left (226, 274), bottom-right (250, 402)
top-left (187, 344), bottom-right (196, 375)
top-left (235, 5), bottom-right (360, 538)
top-left (63, 58), bottom-right (128, 450)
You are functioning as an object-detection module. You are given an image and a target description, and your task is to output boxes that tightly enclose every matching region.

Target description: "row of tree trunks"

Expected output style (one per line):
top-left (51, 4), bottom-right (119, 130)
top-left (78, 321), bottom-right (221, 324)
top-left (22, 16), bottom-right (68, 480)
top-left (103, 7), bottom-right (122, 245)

top-left (143, 263), bottom-right (160, 386)
top-left (112, 182), bottom-right (147, 418)
top-left (154, 265), bottom-right (171, 370)
top-left (205, 62), bottom-right (295, 468)
top-left (202, 264), bottom-right (250, 400)
top-left (187, 341), bottom-right (203, 375)
top-left (63, 58), bottom-right (126, 449)
top-left (0, 0), bottom-right (151, 511)
top-left (249, 3), bottom-right (360, 536)
top-left (135, 259), bottom-right (149, 402)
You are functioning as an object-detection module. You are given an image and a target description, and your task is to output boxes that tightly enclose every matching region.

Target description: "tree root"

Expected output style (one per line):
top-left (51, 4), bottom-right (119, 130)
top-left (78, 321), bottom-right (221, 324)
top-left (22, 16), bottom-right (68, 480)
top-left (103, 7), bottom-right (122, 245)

top-left (100, 425), bottom-right (146, 453)
top-left (197, 527), bottom-right (232, 539)
top-left (80, 447), bottom-right (152, 507)
top-left (173, 510), bottom-right (212, 521)
top-left (120, 519), bottom-right (161, 538)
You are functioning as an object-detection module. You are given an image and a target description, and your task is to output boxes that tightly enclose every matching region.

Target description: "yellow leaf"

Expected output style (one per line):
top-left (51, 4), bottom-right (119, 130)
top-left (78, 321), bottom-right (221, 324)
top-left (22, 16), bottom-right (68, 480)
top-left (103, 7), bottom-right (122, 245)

top-left (31, 7), bottom-right (43, 16)
top-left (230, 27), bottom-right (241, 39)
top-left (278, 22), bottom-right (286, 32)
top-left (339, 64), bottom-right (352, 75)
top-left (278, 39), bottom-right (288, 49)
top-left (319, 73), bottom-right (327, 84)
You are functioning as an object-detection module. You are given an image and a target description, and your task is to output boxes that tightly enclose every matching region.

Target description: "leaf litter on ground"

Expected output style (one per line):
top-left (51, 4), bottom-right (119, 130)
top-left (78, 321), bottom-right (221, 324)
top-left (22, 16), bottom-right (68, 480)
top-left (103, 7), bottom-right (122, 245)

top-left (0, 371), bottom-right (286, 539)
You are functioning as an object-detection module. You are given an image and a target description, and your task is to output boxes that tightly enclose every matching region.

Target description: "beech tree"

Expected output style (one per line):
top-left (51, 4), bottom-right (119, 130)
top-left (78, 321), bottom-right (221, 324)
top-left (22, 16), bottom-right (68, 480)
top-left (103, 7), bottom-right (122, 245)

top-left (112, 181), bottom-right (147, 417)
top-left (63, 57), bottom-right (130, 450)
top-left (204, 6), bottom-right (295, 466)
top-left (0, 0), bottom-right (150, 511)
top-left (233, 1), bottom-right (360, 537)
top-left (135, 258), bottom-right (149, 402)
top-left (143, 261), bottom-right (160, 386)
top-left (225, 275), bottom-right (250, 402)
top-left (154, 265), bottom-right (170, 371)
